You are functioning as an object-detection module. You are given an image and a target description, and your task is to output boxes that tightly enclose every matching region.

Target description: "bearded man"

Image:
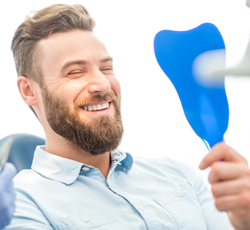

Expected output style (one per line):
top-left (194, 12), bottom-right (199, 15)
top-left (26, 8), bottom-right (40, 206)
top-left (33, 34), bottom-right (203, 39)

top-left (5, 4), bottom-right (250, 230)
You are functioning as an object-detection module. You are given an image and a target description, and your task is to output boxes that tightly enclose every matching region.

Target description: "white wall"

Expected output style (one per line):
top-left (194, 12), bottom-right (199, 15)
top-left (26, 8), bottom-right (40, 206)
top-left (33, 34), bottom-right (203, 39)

top-left (1, 0), bottom-right (250, 182)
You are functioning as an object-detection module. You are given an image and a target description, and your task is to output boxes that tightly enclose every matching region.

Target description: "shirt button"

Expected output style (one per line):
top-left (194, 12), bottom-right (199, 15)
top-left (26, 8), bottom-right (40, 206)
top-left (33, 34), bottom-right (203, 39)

top-left (81, 216), bottom-right (89, 222)
top-left (176, 190), bottom-right (184, 197)
top-left (138, 205), bottom-right (144, 211)
top-left (81, 167), bottom-right (89, 171)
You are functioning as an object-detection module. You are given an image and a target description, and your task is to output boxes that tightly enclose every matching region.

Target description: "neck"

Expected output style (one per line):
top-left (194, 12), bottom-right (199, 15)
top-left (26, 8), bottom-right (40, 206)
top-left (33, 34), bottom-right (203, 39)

top-left (45, 132), bottom-right (111, 179)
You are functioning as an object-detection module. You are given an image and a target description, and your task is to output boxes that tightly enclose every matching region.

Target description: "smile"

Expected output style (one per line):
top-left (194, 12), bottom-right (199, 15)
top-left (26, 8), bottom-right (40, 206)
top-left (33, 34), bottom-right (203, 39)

top-left (80, 102), bottom-right (110, 112)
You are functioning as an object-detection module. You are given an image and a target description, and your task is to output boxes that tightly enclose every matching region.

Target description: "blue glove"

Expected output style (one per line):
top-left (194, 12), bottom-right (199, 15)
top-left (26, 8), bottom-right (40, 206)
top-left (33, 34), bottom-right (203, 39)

top-left (0, 163), bottom-right (17, 229)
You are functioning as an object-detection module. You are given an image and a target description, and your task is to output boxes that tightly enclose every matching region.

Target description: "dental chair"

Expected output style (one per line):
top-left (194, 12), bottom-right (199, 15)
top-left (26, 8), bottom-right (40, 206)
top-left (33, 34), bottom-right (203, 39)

top-left (0, 133), bottom-right (45, 172)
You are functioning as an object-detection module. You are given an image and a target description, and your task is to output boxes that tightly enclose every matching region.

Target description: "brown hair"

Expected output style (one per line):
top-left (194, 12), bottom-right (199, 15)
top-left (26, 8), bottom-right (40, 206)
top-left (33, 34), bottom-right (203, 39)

top-left (11, 4), bottom-right (96, 115)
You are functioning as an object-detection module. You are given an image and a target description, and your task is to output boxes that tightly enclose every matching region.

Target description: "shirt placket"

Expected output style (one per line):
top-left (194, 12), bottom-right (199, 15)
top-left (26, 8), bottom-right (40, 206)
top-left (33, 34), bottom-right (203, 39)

top-left (107, 169), bottom-right (163, 230)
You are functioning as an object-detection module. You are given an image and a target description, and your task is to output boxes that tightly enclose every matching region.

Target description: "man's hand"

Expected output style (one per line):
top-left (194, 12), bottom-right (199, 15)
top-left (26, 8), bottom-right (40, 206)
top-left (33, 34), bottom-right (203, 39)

top-left (200, 142), bottom-right (250, 230)
top-left (0, 163), bottom-right (16, 229)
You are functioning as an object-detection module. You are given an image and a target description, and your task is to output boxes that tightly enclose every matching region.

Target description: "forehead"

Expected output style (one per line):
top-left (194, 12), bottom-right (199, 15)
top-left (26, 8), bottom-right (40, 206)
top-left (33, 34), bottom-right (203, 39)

top-left (38, 30), bottom-right (109, 74)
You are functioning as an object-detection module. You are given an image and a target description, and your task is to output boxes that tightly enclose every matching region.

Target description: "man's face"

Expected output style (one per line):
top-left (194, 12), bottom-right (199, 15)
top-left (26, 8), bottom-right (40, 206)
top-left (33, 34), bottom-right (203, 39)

top-left (37, 30), bottom-right (123, 155)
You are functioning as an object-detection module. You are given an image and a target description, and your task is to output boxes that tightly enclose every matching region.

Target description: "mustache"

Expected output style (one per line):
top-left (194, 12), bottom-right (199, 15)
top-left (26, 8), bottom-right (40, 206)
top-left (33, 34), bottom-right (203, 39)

top-left (73, 92), bottom-right (117, 109)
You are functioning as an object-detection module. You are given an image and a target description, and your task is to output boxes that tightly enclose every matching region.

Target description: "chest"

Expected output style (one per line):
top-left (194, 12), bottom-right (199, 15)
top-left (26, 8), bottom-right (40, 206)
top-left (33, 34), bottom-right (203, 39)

top-left (31, 171), bottom-right (207, 230)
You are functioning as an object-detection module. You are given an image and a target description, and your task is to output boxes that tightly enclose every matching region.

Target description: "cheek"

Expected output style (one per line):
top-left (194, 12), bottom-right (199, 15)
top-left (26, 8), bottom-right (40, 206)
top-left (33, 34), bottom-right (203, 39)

top-left (66, 81), bottom-right (85, 94)
top-left (58, 80), bottom-right (88, 102)
top-left (109, 77), bottom-right (121, 98)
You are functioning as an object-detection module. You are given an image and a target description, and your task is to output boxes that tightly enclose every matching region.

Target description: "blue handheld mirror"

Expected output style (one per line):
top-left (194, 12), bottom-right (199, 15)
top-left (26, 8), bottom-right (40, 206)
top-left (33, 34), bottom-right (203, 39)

top-left (154, 23), bottom-right (229, 148)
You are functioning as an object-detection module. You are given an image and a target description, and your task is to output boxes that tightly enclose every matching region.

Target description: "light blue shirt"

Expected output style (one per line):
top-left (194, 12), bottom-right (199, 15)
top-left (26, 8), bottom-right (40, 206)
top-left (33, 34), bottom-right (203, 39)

top-left (5, 146), bottom-right (234, 230)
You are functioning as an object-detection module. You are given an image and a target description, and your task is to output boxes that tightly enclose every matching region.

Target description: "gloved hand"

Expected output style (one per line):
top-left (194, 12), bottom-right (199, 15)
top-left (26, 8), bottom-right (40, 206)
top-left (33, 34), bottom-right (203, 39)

top-left (0, 163), bottom-right (17, 229)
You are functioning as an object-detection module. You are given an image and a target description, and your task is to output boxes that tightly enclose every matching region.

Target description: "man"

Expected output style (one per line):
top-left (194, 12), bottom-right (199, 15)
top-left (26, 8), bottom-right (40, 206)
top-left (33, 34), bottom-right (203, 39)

top-left (4, 3), bottom-right (250, 229)
top-left (0, 163), bottom-right (16, 229)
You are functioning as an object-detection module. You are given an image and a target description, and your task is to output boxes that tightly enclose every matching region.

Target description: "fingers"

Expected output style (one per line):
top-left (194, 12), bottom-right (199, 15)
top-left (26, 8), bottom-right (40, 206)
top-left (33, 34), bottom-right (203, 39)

top-left (214, 192), bottom-right (250, 212)
top-left (0, 163), bottom-right (17, 182)
top-left (211, 178), bottom-right (250, 197)
top-left (199, 142), bottom-right (247, 170)
top-left (208, 161), bottom-right (250, 183)
top-left (200, 142), bottom-right (250, 226)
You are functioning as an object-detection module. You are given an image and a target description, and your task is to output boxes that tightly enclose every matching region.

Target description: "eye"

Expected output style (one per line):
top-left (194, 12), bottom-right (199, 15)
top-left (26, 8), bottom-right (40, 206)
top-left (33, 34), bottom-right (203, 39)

top-left (68, 71), bottom-right (82, 75)
top-left (67, 71), bottom-right (84, 77)
top-left (102, 67), bottom-right (113, 73)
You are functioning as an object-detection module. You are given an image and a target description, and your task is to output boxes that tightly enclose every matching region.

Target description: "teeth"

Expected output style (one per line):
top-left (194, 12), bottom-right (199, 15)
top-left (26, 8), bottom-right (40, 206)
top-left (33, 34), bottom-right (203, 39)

top-left (82, 102), bottom-right (110, 111)
top-left (105, 102), bottom-right (109, 108)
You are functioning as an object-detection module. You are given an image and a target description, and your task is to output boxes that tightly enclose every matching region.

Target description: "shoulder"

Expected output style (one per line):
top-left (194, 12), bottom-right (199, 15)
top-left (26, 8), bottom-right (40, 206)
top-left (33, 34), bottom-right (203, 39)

top-left (132, 155), bottom-right (203, 186)
top-left (134, 156), bottom-right (195, 175)
top-left (14, 169), bottom-right (39, 181)
top-left (13, 169), bottom-right (44, 184)
top-left (13, 169), bottom-right (51, 195)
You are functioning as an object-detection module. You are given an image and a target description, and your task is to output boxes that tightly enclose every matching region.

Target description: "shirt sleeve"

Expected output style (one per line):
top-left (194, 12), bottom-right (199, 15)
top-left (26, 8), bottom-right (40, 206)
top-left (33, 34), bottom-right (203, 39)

top-left (177, 160), bottom-right (235, 230)
top-left (3, 188), bottom-right (54, 230)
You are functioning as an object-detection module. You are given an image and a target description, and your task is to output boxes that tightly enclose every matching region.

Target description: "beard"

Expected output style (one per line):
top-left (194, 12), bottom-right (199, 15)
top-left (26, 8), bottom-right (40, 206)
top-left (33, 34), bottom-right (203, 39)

top-left (41, 86), bottom-right (124, 156)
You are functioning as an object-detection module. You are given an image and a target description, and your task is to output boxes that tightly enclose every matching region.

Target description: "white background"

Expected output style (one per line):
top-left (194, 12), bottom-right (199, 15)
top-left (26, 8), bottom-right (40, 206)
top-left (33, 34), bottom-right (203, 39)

top-left (1, 0), bottom-right (250, 183)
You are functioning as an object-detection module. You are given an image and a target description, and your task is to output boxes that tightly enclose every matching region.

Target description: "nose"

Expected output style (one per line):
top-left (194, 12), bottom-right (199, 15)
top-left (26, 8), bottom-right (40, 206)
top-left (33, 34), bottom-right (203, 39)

top-left (87, 69), bottom-right (111, 96)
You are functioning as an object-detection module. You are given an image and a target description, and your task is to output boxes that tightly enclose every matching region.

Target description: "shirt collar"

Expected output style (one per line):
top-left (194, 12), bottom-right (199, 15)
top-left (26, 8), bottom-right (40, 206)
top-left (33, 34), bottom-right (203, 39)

top-left (31, 146), bottom-right (133, 185)
top-left (110, 149), bottom-right (133, 173)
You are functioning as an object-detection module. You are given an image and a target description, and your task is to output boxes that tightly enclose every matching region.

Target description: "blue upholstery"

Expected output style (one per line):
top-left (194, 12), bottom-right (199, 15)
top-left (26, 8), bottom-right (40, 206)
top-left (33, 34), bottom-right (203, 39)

top-left (0, 133), bottom-right (45, 172)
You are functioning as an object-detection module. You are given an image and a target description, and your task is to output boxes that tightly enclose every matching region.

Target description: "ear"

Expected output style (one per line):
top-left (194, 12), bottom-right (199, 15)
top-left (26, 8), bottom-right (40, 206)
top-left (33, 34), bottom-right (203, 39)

top-left (17, 76), bottom-right (39, 106)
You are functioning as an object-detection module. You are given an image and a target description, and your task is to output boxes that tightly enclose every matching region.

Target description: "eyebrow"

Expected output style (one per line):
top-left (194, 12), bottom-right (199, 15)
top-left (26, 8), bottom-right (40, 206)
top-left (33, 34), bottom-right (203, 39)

top-left (100, 56), bottom-right (113, 63)
top-left (60, 56), bottom-right (113, 73)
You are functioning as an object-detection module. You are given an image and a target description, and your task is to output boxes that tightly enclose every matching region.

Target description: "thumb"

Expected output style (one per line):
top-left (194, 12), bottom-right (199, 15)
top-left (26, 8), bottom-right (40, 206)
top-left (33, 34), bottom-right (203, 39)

top-left (0, 163), bottom-right (17, 181)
